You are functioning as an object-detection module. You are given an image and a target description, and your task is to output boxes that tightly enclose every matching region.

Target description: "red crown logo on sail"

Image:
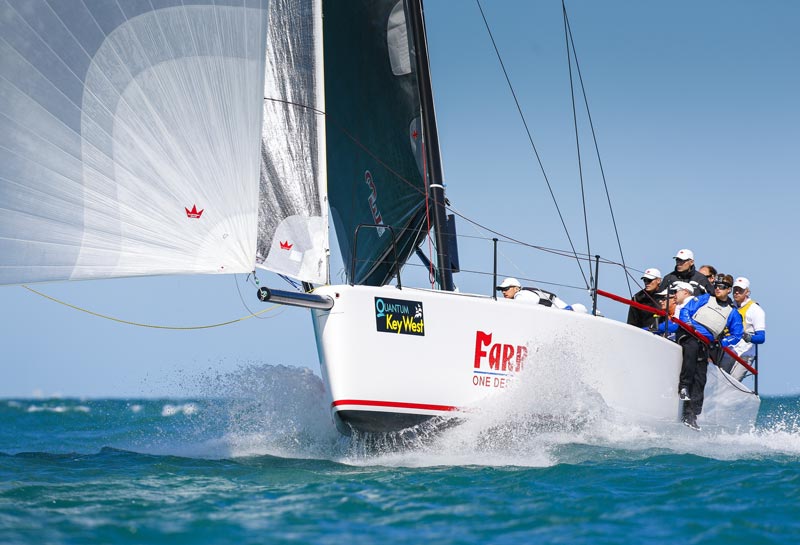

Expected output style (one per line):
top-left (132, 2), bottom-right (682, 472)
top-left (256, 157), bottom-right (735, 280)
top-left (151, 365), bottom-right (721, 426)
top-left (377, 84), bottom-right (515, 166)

top-left (185, 204), bottom-right (203, 219)
top-left (280, 240), bottom-right (293, 250)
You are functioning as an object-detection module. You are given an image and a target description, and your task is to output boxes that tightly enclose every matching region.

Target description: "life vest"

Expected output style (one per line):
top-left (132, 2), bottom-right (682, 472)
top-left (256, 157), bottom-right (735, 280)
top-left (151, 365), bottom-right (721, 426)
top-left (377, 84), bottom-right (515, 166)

top-left (522, 287), bottom-right (558, 307)
top-left (692, 297), bottom-right (733, 339)
top-left (737, 299), bottom-right (757, 325)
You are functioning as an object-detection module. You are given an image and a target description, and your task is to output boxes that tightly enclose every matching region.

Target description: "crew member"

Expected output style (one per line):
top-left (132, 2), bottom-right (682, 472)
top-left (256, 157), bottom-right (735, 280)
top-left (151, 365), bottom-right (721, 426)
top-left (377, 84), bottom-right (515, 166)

top-left (496, 277), bottom-right (539, 303)
top-left (627, 267), bottom-right (662, 328)
top-left (677, 273), bottom-right (743, 430)
top-left (660, 249), bottom-right (713, 296)
top-left (649, 281), bottom-right (694, 340)
top-left (698, 265), bottom-right (717, 284)
top-left (723, 277), bottom-right (766, 380)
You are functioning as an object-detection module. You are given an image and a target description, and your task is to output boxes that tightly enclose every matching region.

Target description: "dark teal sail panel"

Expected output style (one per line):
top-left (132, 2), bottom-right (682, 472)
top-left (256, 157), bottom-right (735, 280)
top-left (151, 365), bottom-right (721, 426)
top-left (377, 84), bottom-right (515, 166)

top-left (324, 0), bottom-right (429, 286)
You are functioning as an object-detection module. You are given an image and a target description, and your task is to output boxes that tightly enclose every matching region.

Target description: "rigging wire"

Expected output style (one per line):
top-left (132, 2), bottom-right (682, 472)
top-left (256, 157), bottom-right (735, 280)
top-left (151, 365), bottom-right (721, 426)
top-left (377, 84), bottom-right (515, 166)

top-left (399, 260), bottom-right (586, 292)
top-left (562, 4), bottom-right (633, 297)
top-left (562, 0), bottom-right (593, 291)
top-left (263, 77), bottom-right (639, 288)
top-left (474, 0), bottom-right (589, 290)
top-left (420, 139), bottom-right (437, 288)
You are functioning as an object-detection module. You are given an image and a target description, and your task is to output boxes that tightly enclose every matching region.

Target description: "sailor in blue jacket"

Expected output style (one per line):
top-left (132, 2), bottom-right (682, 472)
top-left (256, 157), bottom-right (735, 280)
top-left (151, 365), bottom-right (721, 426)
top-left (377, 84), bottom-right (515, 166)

top-left (676, 274), bottom-right (743, 430)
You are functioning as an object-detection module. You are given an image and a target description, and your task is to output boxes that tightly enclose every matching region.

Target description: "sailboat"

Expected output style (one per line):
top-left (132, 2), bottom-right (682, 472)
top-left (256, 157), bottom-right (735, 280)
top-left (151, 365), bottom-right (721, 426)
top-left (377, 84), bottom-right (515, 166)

top-left (0, 0), bottom-right (759, 435)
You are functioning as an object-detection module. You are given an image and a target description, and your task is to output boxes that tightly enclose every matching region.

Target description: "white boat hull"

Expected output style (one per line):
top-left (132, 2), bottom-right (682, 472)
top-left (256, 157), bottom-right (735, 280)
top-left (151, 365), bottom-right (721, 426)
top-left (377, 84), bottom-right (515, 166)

top-left (311, 285), bottom-right (759, 434)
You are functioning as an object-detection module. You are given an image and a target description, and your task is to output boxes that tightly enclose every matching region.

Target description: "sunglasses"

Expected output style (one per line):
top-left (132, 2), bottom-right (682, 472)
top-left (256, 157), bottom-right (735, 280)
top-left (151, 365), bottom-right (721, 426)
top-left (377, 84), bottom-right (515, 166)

top-left (641, 277), bottom-right (656, 283)
top-left (499, 286), bottom-right (514, 292)
top-left (706, 275), bottom-right (714, 280)
top-left (675, 258), bottom-right (690, 264)
top-left (714, 283), bottom-right (731, 290)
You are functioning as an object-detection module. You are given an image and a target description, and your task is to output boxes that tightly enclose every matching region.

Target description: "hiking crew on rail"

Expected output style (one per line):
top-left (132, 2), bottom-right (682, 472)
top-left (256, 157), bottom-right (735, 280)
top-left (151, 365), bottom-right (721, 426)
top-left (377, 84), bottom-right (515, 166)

top-left (677, 273), bottom-right (743, 429)
top-left (632, 248), bottom-right (765, 430)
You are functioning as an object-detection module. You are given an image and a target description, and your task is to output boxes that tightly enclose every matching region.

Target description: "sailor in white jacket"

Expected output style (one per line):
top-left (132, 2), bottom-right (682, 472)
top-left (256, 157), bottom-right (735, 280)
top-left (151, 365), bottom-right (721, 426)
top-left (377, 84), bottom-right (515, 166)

top-left (726, 276), bottom-right (766, 380)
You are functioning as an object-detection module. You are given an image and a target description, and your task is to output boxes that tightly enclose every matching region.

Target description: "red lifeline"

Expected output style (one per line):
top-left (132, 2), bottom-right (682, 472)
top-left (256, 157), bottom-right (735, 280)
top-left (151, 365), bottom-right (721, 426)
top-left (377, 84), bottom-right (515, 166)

top-left (473, 331), bottom-right (527, 372)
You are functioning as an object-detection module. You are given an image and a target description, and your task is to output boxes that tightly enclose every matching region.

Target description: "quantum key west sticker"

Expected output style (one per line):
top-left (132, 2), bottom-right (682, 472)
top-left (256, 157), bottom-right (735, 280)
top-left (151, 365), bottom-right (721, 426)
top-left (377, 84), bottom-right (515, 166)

top-left (374, 297), bottom-right (424, 336)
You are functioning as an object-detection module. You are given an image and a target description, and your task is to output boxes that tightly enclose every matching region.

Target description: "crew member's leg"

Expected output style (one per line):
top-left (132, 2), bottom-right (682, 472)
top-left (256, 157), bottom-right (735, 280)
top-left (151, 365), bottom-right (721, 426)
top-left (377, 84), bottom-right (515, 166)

top-left (691, 344), bottom-right (710, 416)
top-left (679, 337), bottom-right (700, 395)
top-left (679, 337), bottom-right (703, 428)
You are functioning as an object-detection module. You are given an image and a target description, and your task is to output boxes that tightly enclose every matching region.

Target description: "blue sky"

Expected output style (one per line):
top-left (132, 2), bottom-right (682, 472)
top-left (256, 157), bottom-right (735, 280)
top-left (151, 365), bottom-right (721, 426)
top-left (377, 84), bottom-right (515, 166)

top-left (1, 1), bottom-right (797, 397)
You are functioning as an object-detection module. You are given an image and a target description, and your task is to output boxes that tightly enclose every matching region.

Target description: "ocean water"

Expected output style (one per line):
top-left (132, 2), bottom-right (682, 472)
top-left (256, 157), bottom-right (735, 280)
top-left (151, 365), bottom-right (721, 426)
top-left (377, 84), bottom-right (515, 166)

top-left (2, 365), bottom-right (799, 544)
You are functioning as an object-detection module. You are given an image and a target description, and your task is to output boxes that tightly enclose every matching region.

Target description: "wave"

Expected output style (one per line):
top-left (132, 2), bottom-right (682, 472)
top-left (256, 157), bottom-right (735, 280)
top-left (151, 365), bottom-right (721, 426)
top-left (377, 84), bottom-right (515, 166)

top-left (5, 362), bottom-right (799, 467)
top-left (6, 401), bottom-right (93, 414)
top-left (129, 359), bottom-right (800, 468)
top-left (160, 403), bottom-right (199, 417)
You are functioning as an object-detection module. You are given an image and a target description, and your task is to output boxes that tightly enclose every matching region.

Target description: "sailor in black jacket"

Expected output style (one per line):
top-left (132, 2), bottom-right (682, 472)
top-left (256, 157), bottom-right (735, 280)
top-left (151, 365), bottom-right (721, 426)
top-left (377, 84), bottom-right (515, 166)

top-left (658, 248), bottom-right (712, 296)
top-left (627, 267), bottom-right (663, 328)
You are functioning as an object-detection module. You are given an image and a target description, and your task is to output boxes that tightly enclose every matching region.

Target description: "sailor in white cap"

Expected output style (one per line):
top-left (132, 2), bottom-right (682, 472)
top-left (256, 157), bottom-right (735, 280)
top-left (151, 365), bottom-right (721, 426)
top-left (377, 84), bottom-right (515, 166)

top-left (496, 277), bottom-right (539, 303)
top-left (670, 281), bottom-right (696, 316)
top-left (659, 281), bottom-right (696, 318)
top-left (497, 278), bottom-right (583, 310)
top-left (659, 248), bottom-right (712, 295)
top-left (724, 276), bottom-right (766, 380)
top-left (627, 267), bottom-right (663, 328)
top-left (647, 281), bottom-right (697, 340)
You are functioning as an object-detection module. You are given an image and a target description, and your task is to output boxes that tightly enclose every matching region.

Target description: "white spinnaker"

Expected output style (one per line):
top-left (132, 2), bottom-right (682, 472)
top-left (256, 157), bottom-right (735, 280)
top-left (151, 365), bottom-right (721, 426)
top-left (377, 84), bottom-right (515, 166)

top-left (0, 1), bottom-right (268, 284)
top-left (256, 0), bottom-right (328, 284)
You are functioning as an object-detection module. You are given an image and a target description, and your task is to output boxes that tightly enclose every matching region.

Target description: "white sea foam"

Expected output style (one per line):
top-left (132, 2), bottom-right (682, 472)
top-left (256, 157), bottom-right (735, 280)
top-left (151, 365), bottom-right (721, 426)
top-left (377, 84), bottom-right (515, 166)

top-left (339, 341), bottom-right (800, 467)
top-left (345, 337), bottom-right (606, 467)
top-left (140, 359), bottom-right (800, 466)
top-left (148, 363), bottom-right (342, 460)
top-left (161, 403), bottom-right (199, 417)
top-left (26, 404), bottom-right (91, 414)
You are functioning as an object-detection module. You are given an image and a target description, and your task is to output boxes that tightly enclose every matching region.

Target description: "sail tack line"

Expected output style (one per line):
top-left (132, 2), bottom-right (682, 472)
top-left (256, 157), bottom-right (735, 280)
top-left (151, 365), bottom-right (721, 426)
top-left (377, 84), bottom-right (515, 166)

top-left (21, 285), bottom-right (281, 330)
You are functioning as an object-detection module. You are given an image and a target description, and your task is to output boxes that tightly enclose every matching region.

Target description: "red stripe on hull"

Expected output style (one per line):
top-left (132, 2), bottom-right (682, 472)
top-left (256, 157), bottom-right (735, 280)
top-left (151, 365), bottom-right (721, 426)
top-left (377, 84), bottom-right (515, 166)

top-left (332, 399), bottom-right (458, 412)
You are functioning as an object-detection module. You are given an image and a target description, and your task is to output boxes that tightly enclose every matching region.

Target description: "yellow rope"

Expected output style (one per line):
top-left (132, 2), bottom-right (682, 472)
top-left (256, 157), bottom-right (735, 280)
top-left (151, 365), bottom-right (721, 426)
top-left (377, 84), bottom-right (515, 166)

top-left (22, 284), bottom-right (281, 330)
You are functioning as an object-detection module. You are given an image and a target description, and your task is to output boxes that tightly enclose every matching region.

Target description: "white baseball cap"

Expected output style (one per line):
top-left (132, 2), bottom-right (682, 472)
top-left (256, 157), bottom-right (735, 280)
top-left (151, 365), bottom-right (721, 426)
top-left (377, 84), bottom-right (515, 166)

top-left (641, 268), bottom-right (662, 281)
top-left (671, 281), bottom-right (694, 293)
top-left (733, 277), bottom-right (750, 290)
top-left (657, 281), bottom-right (694, 296)
top-left (496, 277), bottom-right (522, 290)
top-left (674, 249), bottom-right (694, 261)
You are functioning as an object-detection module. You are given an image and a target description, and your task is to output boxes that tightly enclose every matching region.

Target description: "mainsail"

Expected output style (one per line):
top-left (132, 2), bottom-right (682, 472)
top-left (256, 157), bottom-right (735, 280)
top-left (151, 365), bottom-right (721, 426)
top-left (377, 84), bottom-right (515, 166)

top-left (323, 0), bottom-right (431, 286)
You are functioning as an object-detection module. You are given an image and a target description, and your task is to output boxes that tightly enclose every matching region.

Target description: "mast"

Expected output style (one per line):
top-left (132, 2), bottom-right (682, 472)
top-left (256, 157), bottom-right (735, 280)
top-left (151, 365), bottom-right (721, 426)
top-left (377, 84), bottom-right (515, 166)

top-left (407, 0), bottom-right (454, 291)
